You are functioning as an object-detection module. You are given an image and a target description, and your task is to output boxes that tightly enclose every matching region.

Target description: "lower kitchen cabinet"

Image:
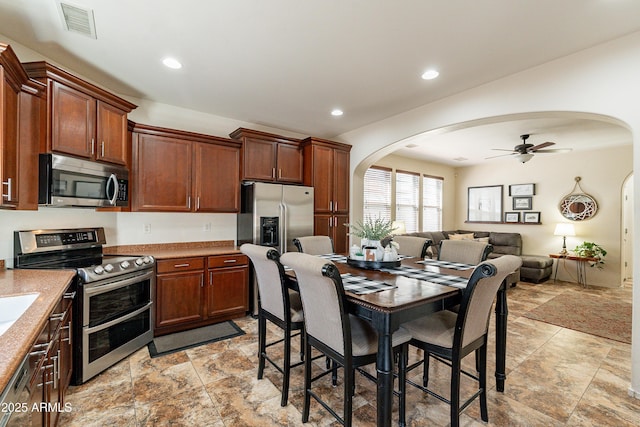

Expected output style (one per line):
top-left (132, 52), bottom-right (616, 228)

top-left (314, 213), bottom-right (350, 255)
top-left (154, 254), bottom-right (249, 336)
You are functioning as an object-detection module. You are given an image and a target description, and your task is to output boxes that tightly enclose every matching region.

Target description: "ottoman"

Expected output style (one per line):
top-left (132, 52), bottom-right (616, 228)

top-left (520, 255), bottom-right (554, 283)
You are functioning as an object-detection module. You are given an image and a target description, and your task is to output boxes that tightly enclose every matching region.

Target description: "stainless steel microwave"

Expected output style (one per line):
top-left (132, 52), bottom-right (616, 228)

top-left (38, 154), bottom-right (129, 208)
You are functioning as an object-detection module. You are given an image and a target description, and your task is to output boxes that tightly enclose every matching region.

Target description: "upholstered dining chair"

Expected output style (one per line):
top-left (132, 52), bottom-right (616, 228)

top-left (240, 243), bottom-right (305, 407)
top-left (438, 239), bottom-right (493, 265)
top-left (392, 235), bottom-right (432, 259)
top-left (293, 235), bottom-right (334, 255)
top-left (400, 255), bottom-right (522, 427)
top-left (280, 252), bottom-right (411, 427)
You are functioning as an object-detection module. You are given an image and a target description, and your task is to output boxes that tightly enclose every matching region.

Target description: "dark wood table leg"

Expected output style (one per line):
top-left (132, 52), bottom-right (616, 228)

top-left (495, 281), bottom-right (508, 392)
top-left (375, 314), bottom-right (393, 427)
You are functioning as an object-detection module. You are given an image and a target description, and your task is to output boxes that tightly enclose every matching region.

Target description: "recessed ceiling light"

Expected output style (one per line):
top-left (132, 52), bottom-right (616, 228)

top-left (162, 57), bottom-right (182, 69)
top-left (421, 69), bottom-right (439, 80)
top-left (331, 109), bottom-right (343, 116)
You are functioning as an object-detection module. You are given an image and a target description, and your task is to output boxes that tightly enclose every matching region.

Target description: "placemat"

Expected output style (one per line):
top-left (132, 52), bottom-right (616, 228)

top-left (380, 266), bottom-right (469, 288)
top-left (340, 273), bottom-right (396, 294)
top-left (417, 259), bottom-right (474, 270)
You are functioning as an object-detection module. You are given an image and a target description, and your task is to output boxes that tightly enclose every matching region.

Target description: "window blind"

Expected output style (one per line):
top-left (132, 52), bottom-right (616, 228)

top-left (396, 171), bottom-right (419, 233)
top-left (363, 167), bottom-right (392, 222)
top-left (423, 175), bottom-right (443, 231)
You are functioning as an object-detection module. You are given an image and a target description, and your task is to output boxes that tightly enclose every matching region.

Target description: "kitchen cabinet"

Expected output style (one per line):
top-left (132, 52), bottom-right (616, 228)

top-left (155, 257), bottom-right (206, 333)
top-left (301, 137), bottom-right (352, 253)
top-left (22, 61), bottom-right (137, 166)
top-left (19, 283), bottom-right (74, 427)
top-left (0, 44), bottom-right (28, 208)
top-left (132, 123), bottom-right (241, 213)
top-left (229, 127), bottom-right (303, 183)
top-left (154, 254), bottom-right (249, 336)
top-left (206, 254), bottom-right (249, 318)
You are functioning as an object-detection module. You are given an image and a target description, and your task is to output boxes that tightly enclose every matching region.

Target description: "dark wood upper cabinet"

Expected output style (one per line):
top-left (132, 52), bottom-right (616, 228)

top-left (22, 61), bottom-right (136, 166)
top-left (132, 123), bottom-right (241, 213)
top-left (229, 127), bottom-right (303, 183)
top-left (301, 137), bottom-right (352, 253)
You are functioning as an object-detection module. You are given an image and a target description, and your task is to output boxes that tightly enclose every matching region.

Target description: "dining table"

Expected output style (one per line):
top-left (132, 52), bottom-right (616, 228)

top-left (288, 254), bottom-right (510, 427)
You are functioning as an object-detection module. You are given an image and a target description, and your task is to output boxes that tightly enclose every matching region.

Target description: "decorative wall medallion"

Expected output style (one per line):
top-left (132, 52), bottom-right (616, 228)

top-left (559, 177), bottom-right (598, 221)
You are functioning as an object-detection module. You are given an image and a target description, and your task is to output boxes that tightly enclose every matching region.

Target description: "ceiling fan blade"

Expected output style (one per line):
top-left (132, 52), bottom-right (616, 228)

top-left (485, 152), bottom-right (516, 160)
top-left (534, 148), bottom-right (573, 154)
top-left (490, 148), bottom-right (517, 152)
top-left (529, 141), bottom-right (555, 151)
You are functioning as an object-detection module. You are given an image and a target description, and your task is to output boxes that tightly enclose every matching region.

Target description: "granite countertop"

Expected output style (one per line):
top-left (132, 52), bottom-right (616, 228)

top-left (104, 240), bottom-right (242, 260)
top-left (0, 269), bottom-right (75, 393)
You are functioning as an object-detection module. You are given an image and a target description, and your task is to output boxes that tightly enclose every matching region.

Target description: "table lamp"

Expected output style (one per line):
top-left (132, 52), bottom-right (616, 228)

top-left (554, 223), bottom-right (575, 255)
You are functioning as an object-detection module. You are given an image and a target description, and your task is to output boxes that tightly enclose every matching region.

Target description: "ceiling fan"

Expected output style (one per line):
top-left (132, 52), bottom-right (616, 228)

top-left (486, 134), bottom-right (572, 163)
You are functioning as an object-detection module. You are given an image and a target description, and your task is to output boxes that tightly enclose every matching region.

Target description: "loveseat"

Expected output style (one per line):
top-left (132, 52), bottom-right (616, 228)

top-left (399, 230), bottom-right (553, 284)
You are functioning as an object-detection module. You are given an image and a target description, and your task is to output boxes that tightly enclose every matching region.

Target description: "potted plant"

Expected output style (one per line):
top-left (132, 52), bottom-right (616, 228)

top-left (345, 216), bottom-right (397, 260)
top-left (573, 242), bottom-right (607, 268)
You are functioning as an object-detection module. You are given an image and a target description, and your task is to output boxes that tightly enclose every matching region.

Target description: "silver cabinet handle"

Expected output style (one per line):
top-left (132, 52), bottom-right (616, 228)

top-left (272, 168), bottom-right (276, 179)
top-left (188, 196), bottom-right (191, 209)
top-left (91, 139), bottom-right (95, 155)
top-left (223, 259), bottom-right (237, 263)
top-left (278, 169), bottom-right (282, 179)
top-left (101, 141), bottom-right (105, 157)
top-left (173, 263), bottom-right (191, 268)
top-left (196, 197), bottom-right (200, 210)
top-left (2, 178), bottom-right (12, 201)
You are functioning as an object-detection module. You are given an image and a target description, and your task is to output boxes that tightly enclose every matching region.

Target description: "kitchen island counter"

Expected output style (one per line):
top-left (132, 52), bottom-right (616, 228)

top-left (0, 269), bottom-right (75, 393)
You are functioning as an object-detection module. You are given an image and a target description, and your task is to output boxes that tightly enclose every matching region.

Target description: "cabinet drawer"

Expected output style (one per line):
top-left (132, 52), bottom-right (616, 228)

top-left (207, 254), bottom-right (248, 268)
top-left (156, 257), bottom-right (205, 274)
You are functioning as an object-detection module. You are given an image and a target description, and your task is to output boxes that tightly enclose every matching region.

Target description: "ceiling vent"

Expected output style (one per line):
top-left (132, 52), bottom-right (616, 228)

top-left (57, 1), bottom-right (97, 39)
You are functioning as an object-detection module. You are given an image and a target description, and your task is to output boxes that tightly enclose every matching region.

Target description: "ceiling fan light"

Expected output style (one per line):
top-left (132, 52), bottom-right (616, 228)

top-left (515, 153), bottom-right (534, 163)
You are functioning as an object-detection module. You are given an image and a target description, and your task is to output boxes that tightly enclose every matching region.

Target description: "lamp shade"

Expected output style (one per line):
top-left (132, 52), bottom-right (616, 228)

top-left (392, 220), bottom-right (406, 235)
top-left (515, 153), bottom-right (534, 163)
top-left (554, 223), bottom-right (575, 237)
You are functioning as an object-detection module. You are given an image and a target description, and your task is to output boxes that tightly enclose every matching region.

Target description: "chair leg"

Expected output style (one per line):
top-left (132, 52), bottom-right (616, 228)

top-left (450, 357), bottom-right (462, 427)
top-left (344, 365), bottom-right (354, 427)
top-left (300, 329), bottom-right (305, 362)
top-left (332, 360), bottom-right (338, 386)
top-left (398, 344), bottom-right (408, 427)
top-left (422, 351), bottom-right (430, 387)
top-left (302, 340), bottom-right (312, 423)
top-left (478, 344), bottom-right (489, 422)
top-left (257, 314), bottom-right (266, 379)
top-left (281, 325), bottom-right (292, 406)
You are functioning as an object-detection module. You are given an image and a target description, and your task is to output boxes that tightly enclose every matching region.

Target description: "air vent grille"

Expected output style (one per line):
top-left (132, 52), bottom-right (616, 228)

top-left (58, 2), bottom-right (97, 39)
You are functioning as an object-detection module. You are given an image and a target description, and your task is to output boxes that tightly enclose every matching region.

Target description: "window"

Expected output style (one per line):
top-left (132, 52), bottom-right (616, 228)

top-left (423, 175), bottom-right (443, 231)
top-left (363, 166), bottom-right (391, 221)
top-left (395, 171), bottom-right (419, 232)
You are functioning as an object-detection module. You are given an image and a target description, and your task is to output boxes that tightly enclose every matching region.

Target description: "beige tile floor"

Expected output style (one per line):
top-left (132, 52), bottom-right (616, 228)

top-left (59, 280), bottom-right (640, 426)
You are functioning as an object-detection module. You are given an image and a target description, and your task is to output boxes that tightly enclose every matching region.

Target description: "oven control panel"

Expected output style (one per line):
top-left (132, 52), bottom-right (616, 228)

top-left (79, 256), bottom-right (155, 283)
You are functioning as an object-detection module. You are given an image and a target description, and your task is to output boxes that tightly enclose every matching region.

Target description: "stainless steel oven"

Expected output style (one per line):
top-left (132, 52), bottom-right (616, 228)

top-left (14, 228), bottom-right (155, 384)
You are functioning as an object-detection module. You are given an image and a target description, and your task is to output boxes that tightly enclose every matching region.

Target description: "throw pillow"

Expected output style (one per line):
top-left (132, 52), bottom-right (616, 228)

top-left (449, 233), bottom-right (475, 241)
top-left (475, 237), bottom-right (490, 243)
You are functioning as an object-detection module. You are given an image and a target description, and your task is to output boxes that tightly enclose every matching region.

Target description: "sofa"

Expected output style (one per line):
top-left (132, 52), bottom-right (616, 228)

top-left (399, 230), bottom-right (553, 284)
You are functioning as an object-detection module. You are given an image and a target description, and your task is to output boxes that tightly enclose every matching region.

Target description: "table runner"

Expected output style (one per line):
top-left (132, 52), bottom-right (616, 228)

top-left (380, 265), bottom-right (469, 289)
top-left (317, 253), bottom-right (413, 263)
top-left (417, 259), bottom-right (474, 270)
top-left (340, 273), bottom-right (397, 294)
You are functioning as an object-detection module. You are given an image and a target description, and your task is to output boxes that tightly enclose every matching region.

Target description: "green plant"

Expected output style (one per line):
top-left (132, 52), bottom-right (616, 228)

top-left (573, 242), bottom-right (607, 268)
top-left (345, 216), bottom-right (397, 241)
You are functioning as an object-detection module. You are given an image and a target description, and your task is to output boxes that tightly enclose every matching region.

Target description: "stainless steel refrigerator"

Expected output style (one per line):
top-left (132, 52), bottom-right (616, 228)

top-left (237, 182), bottom-right (314, 254)
top-left (237, 182), bottom-right (314, 315)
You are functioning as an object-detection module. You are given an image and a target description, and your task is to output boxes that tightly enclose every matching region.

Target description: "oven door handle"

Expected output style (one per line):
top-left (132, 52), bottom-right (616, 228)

top-left (84, 302), bottom-right (152, 334)
top-left (84, 270), bottom-right (153, 297)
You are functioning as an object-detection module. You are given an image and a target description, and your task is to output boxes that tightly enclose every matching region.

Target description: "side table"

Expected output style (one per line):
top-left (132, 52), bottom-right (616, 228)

top-left (549, 253), bottom-right (599, 287)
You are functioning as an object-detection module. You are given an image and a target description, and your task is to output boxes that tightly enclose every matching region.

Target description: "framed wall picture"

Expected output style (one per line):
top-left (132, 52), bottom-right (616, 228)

top-left (467, 185), bottom-right (503, 222)
top-left (504, 212), bottom-right (520, 223)
top-left (512, 196), bottom-right (532, 210)
top-left (523, 211), bottom-right (541, 223)
top-left (509, 183), bottom-right (535, 196)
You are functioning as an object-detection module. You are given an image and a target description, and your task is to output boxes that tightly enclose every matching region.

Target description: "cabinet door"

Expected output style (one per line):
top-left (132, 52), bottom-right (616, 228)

top-left (206, 266), bottom-right (248, 318)
top-left (310, 145), bottom-right (333, 213)
top-left (333, 149), bottom-right (350, 214)
top-left (133, 134), bottom-right (192, 211)
top-left (243, 138), bottom-right (276, 181)
top-left (17, 88), bottom-right (44, 210)
top-left (51, 81), bottom-right (95, 158)
top-left (155, 271), bottom-right (205, 329)
top-left (276, 143), bottom-right (303, 183)
top-left (194, 142), bottom-right (240, 212)
top-left (332, 214), bottom-right (350, 254)
top-left (314, 214), bottom-right (332, 239)
top-left (96, 101), bottom-right (127, 165)
top-left (1, 71), bottom-right (20, 207)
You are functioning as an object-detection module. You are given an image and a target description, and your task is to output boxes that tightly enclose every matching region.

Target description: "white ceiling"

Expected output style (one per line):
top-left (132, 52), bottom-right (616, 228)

top-left (0, 0), bottom-right (638, 164)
